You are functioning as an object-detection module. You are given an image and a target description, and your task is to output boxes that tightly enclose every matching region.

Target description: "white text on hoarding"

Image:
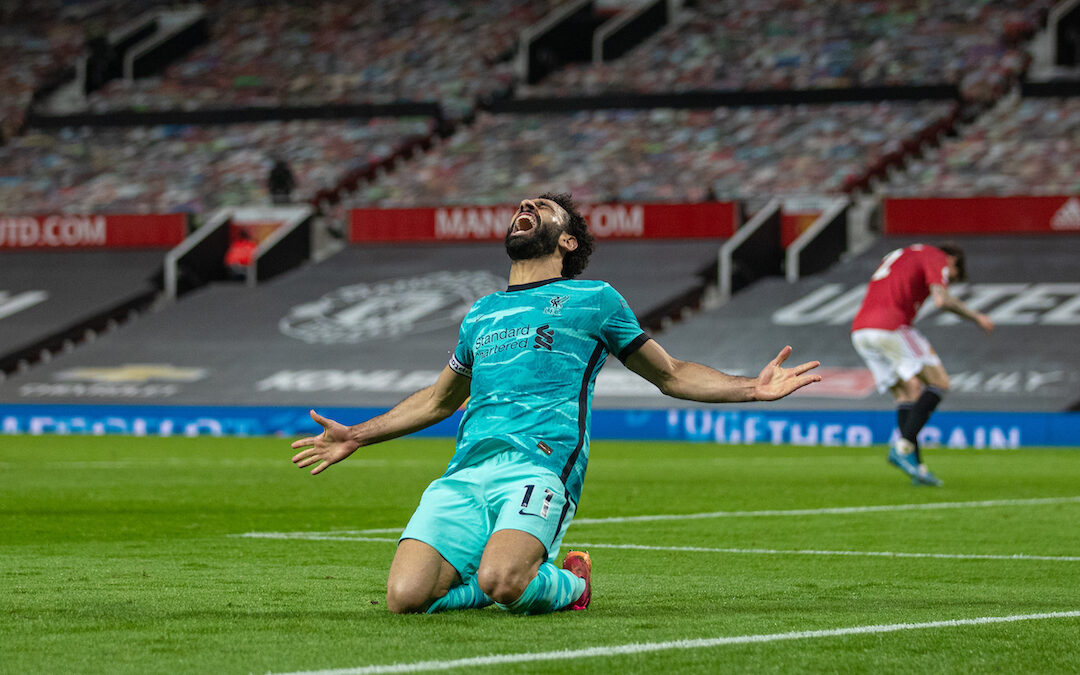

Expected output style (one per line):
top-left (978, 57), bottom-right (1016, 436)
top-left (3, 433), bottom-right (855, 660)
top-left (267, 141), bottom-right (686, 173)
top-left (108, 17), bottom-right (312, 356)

top-left (433, 205), bottom-right (646, 239)
top-left (0, 216), bottom-right (107, 247)
top-left (774, 283), bottom-right (1080, 326)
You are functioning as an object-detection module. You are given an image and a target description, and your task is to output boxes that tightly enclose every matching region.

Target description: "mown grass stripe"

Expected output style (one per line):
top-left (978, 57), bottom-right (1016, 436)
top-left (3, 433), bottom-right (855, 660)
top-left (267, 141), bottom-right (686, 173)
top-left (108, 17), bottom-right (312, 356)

top-left (236, 496), bottom-right (1080, 540)
top-left (271, 611), bottom-right (1080, 675)
top-left (236, 532), bottom-right (1080, 563)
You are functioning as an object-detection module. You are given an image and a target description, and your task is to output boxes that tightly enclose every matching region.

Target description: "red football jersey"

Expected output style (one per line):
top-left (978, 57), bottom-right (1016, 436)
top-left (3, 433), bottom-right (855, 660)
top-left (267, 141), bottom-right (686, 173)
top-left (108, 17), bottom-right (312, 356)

top-left (851, 244), bottom-right (949, 331)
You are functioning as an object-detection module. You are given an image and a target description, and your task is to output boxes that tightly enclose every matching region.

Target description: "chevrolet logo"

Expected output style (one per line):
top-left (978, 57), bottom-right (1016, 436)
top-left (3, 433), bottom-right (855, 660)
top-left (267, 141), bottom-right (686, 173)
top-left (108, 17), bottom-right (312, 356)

top-left (54, 365), bottom-right (207, 384)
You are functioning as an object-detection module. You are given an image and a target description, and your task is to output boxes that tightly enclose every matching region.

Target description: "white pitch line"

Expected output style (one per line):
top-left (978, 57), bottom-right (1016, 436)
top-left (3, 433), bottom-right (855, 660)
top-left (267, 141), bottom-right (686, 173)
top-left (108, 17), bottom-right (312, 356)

top-left (570, 495), bottom-right (1080, 525)
top-left (235, 531), bottom-right (1080, 563)
top-left (236, 532), bottom-right (399, 544)
top-left (270, 610), bottom-right (1080, 675)
top-left (236, 496), bottom-right (1080, 541)
top-left (566, 541), bottom-right (1080, 563)
top-left (237, 527), bottom-right (403, 537)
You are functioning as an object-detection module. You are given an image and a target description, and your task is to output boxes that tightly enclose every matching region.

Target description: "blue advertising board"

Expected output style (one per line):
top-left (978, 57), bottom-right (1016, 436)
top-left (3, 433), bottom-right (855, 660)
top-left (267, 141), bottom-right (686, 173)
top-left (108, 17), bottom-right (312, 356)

top-left (1, 404), bottom-right (1077, 448)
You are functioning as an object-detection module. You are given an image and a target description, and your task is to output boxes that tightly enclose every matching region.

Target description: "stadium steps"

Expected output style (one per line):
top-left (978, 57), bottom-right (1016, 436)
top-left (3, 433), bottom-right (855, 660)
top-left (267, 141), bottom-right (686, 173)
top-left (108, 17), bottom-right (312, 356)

top-left (1, 281), bottom-right (159, 379)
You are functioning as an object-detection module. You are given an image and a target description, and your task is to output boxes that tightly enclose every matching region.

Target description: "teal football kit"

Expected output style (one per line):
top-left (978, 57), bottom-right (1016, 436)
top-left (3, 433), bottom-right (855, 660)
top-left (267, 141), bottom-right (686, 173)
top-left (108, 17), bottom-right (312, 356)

top-left (400, 277), bottom-right (648, 612)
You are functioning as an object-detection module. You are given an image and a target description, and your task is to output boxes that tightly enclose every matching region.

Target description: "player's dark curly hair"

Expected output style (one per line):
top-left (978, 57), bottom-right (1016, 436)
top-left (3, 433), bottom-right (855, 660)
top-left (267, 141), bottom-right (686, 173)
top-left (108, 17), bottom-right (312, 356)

top-left (938, 241), bottom-right (967, 282)
top-left (539, 192), bottom-right (594, 278)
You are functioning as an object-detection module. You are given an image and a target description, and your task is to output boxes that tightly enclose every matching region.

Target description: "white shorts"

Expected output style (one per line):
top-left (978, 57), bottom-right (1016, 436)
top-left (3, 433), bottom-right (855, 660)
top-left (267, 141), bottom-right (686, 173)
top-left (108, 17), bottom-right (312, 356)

top-left (851, 327), bottom-right (942, 393)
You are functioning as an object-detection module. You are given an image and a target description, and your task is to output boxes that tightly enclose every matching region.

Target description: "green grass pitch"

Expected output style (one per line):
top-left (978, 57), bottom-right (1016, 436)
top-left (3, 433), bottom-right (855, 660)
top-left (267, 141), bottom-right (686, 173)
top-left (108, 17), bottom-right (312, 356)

top-left (3, 435), bottom-right (1080, 674)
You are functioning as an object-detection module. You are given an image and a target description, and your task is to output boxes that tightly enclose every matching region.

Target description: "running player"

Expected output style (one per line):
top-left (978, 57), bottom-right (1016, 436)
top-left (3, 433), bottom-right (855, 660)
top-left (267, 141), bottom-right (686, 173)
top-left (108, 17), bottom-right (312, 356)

top-left (851, 243), bottom-right (994, 486)
top-left (291, 193), bottom-right (821, 614)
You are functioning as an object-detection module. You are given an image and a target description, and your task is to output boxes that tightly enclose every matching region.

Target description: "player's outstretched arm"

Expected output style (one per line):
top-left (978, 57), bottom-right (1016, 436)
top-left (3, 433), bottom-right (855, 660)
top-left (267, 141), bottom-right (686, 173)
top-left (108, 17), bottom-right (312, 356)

top-left (625, 340), bottom-right (821, 403)
top-left (290, 365), bottom-right (471, 475)
top-left (931, 285), bottom-right (994, 334)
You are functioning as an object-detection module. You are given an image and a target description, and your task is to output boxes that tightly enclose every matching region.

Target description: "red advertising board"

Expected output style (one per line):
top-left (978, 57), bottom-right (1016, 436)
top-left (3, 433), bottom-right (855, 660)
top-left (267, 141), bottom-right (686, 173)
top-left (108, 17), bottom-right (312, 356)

top-left (0, 214), bottom-right (187, 249)
top-left (350, 202), bottom-right (738, 242)
top-left (884, 196), bottom-right (1080, 235)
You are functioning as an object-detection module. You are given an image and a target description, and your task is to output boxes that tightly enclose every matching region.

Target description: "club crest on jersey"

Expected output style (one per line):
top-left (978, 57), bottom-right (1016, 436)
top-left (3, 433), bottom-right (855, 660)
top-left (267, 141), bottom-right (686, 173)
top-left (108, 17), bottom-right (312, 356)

top-left (545, 295), bottom-right (570, 316)
top-left (533, 324), bottom-right (554, 351)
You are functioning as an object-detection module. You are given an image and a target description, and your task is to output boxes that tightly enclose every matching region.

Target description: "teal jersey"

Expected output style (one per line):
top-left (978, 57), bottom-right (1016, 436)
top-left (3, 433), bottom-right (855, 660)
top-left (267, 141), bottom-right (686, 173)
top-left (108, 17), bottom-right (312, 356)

top-left (446, 277), bottom-right (648, 503)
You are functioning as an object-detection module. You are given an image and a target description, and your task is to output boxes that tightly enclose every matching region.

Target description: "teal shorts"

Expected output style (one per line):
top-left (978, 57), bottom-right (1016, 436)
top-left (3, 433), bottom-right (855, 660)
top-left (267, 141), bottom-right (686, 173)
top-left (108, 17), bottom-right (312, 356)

top-left (399, 451), bottom-right (577, 581)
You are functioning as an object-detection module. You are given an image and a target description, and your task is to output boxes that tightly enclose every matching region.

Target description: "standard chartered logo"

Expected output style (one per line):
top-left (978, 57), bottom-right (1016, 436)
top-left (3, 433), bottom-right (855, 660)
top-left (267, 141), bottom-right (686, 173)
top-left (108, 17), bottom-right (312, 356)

top-left (280, 271), bottom-right (505, 344)
top-left (474, 323), bottom-right (533, 359)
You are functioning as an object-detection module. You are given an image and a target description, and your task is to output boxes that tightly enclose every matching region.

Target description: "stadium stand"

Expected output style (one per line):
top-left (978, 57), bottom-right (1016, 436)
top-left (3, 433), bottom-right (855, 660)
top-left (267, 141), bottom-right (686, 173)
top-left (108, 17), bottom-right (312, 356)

top-left (523, 0), bottom-right (1050, 101)
top-left (71, 0), bottom-right (561, 118)
top-left (6, 234), bottom-right (1076, 414)
top-left (346, 102), bottom-right (955, 210)
top-left (0, 0), bottom-right (1076, 452)
top-left (0, 249), bottom-right (166, 375)
top-left (0, 117), bottom-right (434, 214)
top-left (887, 95), bottom-right (1080, 196)
top-left (3, 1), bottom-right (1047, 218)
top-left (0, 238), bottom-right (724, 406)
top-left (600, 235), bottom-right (1080, 412)
top-left (2, 2), bottom-right (1076, 402)
top-left (0, 0), bottom-right (187, 139)
top-left (0, 2), bottom-right (83, 141)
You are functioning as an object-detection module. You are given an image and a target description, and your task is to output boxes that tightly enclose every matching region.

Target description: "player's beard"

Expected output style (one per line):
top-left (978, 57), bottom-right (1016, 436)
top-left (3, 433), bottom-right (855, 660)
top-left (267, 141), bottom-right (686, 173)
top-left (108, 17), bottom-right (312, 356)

top-left (504, 221), bottom-right (560, 262)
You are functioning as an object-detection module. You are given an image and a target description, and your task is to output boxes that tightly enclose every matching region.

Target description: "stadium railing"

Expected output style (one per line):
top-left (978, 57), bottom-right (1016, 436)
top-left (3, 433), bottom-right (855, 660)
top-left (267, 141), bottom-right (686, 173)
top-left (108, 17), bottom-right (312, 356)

top-left (785, 198), bottom-right (850, 282)
top-left (718, 199), bottom-right (782, 301)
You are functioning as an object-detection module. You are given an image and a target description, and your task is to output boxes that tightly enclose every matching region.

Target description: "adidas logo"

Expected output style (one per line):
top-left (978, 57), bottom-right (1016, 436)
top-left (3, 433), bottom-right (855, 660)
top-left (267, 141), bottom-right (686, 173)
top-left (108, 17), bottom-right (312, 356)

top-left (1050, 197), bottom-right (1080, 230)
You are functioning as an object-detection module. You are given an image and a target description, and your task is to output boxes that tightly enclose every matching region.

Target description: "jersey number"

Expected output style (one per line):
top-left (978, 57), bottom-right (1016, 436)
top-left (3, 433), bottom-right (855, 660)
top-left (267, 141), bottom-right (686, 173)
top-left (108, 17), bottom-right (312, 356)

top-left (870, 248), bottom-right (903, 281)
top-left (519, 484), bottom-right (555, 519)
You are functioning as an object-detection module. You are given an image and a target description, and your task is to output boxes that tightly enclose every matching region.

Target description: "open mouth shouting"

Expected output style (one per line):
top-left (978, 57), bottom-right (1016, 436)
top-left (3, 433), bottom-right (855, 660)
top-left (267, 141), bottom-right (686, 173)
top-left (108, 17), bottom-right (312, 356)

top-left (510, 209), bottom-right (538, 236)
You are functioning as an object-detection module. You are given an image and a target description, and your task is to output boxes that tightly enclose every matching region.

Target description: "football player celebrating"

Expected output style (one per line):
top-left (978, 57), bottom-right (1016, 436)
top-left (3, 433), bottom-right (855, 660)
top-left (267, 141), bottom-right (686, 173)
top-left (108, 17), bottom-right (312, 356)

top-left (851, 243), bottom-right (994, 486)
top-left (291, 193), bottom-right (821, 615)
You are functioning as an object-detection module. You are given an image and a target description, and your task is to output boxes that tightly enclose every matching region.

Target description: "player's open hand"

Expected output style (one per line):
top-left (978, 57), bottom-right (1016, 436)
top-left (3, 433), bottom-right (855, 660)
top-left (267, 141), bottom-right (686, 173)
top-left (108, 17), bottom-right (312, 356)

top-left (290, 410), bottom-right (359, 475)
top-left (752, 346), bottom-right (822, 401)
top-left (976, 313), bottom-right (994, 334)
